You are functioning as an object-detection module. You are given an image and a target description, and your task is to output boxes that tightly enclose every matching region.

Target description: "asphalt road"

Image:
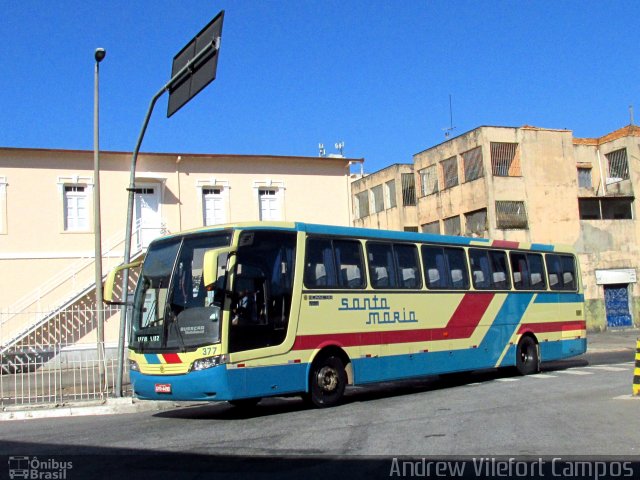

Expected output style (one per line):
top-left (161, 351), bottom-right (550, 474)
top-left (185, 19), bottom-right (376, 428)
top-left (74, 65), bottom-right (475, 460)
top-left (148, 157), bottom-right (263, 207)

top-left (0, 342), bottom-right (638, 480)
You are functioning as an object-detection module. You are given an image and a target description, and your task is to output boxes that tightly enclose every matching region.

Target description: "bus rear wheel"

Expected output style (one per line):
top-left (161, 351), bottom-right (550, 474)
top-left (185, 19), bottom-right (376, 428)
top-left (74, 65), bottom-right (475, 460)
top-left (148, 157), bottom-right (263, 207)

top-left (515, 335), bottom-right (539, 375)
top-left (306, 355), bottom-right (347, 408)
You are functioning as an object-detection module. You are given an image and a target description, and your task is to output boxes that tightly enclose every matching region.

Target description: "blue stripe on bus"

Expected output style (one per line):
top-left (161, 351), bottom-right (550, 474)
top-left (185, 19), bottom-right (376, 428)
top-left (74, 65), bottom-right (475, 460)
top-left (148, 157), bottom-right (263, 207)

top-left (144, 354), bottom-right (161, 365)
top-left (534, 293), bottom-right (584, 304)
top-left (530, 243), bottom-right (555, 251)
top-left (353, 293), bottom-right (535, 384)
top-left (131, 363), bottom-right (308, 402)
top-left (499, 338), bottom-right (587, 365)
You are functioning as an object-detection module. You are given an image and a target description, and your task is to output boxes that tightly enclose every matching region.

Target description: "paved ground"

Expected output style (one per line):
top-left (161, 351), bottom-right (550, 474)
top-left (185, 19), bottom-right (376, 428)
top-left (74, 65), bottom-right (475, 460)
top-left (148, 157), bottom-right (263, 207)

top-left (0, 328), bottom-right (638, 480)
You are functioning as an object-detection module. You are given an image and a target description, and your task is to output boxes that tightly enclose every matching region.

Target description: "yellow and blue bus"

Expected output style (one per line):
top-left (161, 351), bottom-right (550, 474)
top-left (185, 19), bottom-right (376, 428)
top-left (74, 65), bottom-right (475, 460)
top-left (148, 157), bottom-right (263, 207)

top-left (105, 222), bottom-right (586, 408)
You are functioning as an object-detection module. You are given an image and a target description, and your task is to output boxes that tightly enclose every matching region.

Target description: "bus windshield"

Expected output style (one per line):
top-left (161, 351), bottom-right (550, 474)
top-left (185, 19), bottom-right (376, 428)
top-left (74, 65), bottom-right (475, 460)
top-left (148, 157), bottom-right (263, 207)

top-left (130, 231), bottom-right (232, 352)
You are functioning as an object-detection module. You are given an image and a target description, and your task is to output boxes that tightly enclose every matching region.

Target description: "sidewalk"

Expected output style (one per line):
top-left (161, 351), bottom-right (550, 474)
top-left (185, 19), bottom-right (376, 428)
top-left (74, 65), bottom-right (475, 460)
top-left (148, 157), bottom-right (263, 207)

top-left (0, 396), bottom-right (185, 421)
top-left (585, 327), bottom-right (640, 352)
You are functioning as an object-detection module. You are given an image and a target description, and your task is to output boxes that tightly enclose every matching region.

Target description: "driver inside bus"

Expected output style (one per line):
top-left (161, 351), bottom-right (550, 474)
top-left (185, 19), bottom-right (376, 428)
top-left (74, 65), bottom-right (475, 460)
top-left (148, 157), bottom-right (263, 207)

top-left (232, 289), bottom-right (257, 325)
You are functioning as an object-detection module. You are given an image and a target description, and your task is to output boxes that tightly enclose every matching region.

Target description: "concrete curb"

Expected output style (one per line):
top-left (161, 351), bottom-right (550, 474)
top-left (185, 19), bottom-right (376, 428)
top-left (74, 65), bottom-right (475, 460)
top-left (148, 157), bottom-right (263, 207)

top-left (0, 397), bottom-right (182, 421)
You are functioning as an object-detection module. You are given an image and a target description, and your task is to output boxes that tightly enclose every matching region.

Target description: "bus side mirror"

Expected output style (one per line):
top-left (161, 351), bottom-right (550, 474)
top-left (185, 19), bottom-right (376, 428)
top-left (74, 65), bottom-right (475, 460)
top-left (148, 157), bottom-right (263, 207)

top-left (104, 260), bottom-right (143, 305)
top-left (203, 247), bottom-right (235, 290)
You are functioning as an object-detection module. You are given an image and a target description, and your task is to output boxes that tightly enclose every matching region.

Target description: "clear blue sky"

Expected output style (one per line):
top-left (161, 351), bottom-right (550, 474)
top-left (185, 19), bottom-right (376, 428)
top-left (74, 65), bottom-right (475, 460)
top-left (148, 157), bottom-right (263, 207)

top-left (1, 1), bottom-right (638, 174)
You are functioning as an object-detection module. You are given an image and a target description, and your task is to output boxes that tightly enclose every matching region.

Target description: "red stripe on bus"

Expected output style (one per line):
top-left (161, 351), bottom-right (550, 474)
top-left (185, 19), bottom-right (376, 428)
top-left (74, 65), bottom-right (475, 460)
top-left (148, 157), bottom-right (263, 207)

top-left (492, 240), bottom-right (519, 249)
top-left (162, 353), bottom-right (182, 364)
top-left (292, 293), bottom-right (495, 350)
top-left (518, 321), bottom-right (586, 334)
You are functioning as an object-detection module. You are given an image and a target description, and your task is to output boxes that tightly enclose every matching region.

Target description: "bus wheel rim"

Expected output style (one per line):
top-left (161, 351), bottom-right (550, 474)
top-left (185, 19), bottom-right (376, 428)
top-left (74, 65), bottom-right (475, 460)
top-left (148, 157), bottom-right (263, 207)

top-left (317, 366), bottom-right (338, 392)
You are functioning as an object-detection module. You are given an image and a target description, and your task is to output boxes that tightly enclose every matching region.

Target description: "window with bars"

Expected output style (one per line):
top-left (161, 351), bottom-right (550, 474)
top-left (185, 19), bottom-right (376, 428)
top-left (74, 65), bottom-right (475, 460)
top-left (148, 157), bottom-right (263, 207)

top-left (401, 173), bottom-right (416, 206)
top-left (421, 221), bottom-right (440, 234)
top-left (462, 146), bottom-right (484, 182)
top-left (355, 191), bottom-right (370, 219)
top-left (495, 200), bottom-right (528, 229)
top-left (441, 156), bottom-right (459, 189)
top-left (464, 209), bottom-right (488, 237)
top-left (371, 184), bottom-right (384, 213)
top-left (577, 168), bottom-right (592, 189)
top-left (490, 142), bottom-right (521, 177)
top-left (443, 215), bottom-right (461, 236)
top-left (386, 180), bottom-right (397, 209)
top-left (605, 148), bottom-right (629, 181)
top-left (578, 198), bottom-right (633, 220)
top-left (419, 165), bottom-right (438, 197)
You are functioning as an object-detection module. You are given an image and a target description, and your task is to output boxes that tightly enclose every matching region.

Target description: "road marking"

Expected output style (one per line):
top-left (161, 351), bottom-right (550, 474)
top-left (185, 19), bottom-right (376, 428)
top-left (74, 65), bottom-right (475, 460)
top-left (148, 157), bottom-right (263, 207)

top-left (528, 374), bottom-right (558, 379)
top-left (581, 366), bottom-right (628, 372)
top-left (556, 369), bottom-right (593, 375)
top-left (467, 383), bottom-right (483, 387)
top-left (496, 378), bottom-right (520, 382)
top-left (613, 394), bottom-right (640, 401)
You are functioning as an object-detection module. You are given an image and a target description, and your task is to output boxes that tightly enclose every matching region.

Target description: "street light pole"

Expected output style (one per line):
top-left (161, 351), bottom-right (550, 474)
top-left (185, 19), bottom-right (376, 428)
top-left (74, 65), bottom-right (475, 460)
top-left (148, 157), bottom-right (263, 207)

top-left (94, 47), bottom-right (106, 394)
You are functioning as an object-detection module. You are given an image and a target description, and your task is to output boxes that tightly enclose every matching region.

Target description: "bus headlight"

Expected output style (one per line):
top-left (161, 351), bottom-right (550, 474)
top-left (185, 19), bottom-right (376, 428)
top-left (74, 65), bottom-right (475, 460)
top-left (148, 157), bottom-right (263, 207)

top-left (191, 355), bottom-right (228, 372)
top-left (129, 360), bottom-right (140, 372)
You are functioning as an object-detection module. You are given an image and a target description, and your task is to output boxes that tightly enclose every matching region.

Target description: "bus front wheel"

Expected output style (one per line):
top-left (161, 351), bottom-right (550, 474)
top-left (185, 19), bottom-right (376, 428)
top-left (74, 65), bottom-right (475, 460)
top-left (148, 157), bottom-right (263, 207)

top-left (306, 355), bottom-right (347, 408)
top-left (515, 335), bottom-right (539, 375)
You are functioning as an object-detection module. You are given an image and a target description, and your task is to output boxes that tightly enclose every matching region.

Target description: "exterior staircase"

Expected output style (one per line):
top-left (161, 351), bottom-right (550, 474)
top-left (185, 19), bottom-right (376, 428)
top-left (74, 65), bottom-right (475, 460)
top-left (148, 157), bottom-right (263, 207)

top-left (0, 221), bottom-right (167, 374)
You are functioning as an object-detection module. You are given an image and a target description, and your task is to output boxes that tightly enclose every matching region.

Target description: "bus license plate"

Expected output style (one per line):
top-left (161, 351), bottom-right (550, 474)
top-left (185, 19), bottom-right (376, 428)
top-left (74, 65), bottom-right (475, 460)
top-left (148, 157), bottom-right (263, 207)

top-left (155, 383), bottom-right (172, 394)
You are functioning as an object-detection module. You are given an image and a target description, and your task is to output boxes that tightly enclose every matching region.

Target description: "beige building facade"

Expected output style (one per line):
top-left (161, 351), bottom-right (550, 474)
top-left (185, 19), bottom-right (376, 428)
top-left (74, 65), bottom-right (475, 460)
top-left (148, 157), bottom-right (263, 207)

top-left (351, 125), bottom-right (640, 331)
top-left (0, 147), bottom-right (362, 361)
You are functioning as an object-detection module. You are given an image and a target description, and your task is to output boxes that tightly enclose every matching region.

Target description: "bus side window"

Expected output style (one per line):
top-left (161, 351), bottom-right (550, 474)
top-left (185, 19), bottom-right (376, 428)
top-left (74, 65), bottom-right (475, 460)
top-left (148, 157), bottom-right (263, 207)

top-left (469, 249), bottom-right (491, 290)
top-left (528, 253), bottom-right (547, 290)
top-left (304, 238), bottom-right (336, 288)
top-left (561, 255), bottom-right (577, 290)
top-left (422, 245), bottom-right (447, 289)
top-left (367, 242), bottom-right (397, 289)
top-left (395, 243), bottom-right (422, 289)
top-left (334, 239), bottom-right (365, 289)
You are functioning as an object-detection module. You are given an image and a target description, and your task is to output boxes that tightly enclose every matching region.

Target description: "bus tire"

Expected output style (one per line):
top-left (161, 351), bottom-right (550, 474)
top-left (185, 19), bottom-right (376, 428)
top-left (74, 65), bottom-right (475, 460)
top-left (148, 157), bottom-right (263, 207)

top-left (228, 397), bottom-right (261, 409)
top-left (306, 355), bottom-right (347, 408)
top-left (515, 335), bottom-right (539, 375)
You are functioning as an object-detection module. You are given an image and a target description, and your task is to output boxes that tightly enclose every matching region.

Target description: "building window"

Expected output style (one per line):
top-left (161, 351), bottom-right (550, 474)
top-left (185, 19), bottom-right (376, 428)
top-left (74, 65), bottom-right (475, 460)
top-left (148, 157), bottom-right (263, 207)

top-left (490, 142), bottom-right (521, 177)
top-left (443, 215), bottom-right (461, 236)
top-left (441, 156), bottom-right (459, 189)
top-left (419, 165), bottom-right (439, 197)
top-left (577, 167), bottom-right (592, 189)
top-left (421, 221), bottom-right (440, 234)
top-left (371, 184), bottom-right (384, 213)
top-left (465, 209), bottom-right (488, 237)
top-left (202, 187), bottom-right (225, 226)
top-left (401, 173), bottom-right (416, 206)
top-left (403, 226), bottom-right (419, 232)
top-left (462, 146), bottom-right (484, 182)
top-left (385, 180), bottom-right (397, 209)
top-left (605, 148), bottom-right (629, 181)
top-left (258, 188), bottom-right (281, 221)
top-left (495, 200), bottom-right (528, 229)
top-left (578, 198), bottom-right (633, 220)
top-left (355, 191), bottom-right (370, 219)
top-left (64, 185), bottom-right (89, 231)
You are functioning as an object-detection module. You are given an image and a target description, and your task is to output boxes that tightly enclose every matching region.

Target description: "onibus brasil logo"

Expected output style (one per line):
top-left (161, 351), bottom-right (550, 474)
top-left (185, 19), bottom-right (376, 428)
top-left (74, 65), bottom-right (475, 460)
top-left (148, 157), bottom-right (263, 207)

top-left (8, 456), bottom-right (72, 479)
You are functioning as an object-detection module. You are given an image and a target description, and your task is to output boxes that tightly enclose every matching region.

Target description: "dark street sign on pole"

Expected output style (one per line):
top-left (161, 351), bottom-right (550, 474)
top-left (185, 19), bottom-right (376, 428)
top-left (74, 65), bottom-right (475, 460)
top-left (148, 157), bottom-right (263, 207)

top-left (115, 10), bottom-right (225, 397)
top-left (167, 10), bottom-right (225, 118)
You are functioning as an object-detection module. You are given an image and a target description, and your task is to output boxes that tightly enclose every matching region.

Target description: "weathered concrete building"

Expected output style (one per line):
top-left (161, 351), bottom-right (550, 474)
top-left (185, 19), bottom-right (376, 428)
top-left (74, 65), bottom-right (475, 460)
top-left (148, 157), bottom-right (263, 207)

top-left (351, 125), bottom-right (640, 331)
